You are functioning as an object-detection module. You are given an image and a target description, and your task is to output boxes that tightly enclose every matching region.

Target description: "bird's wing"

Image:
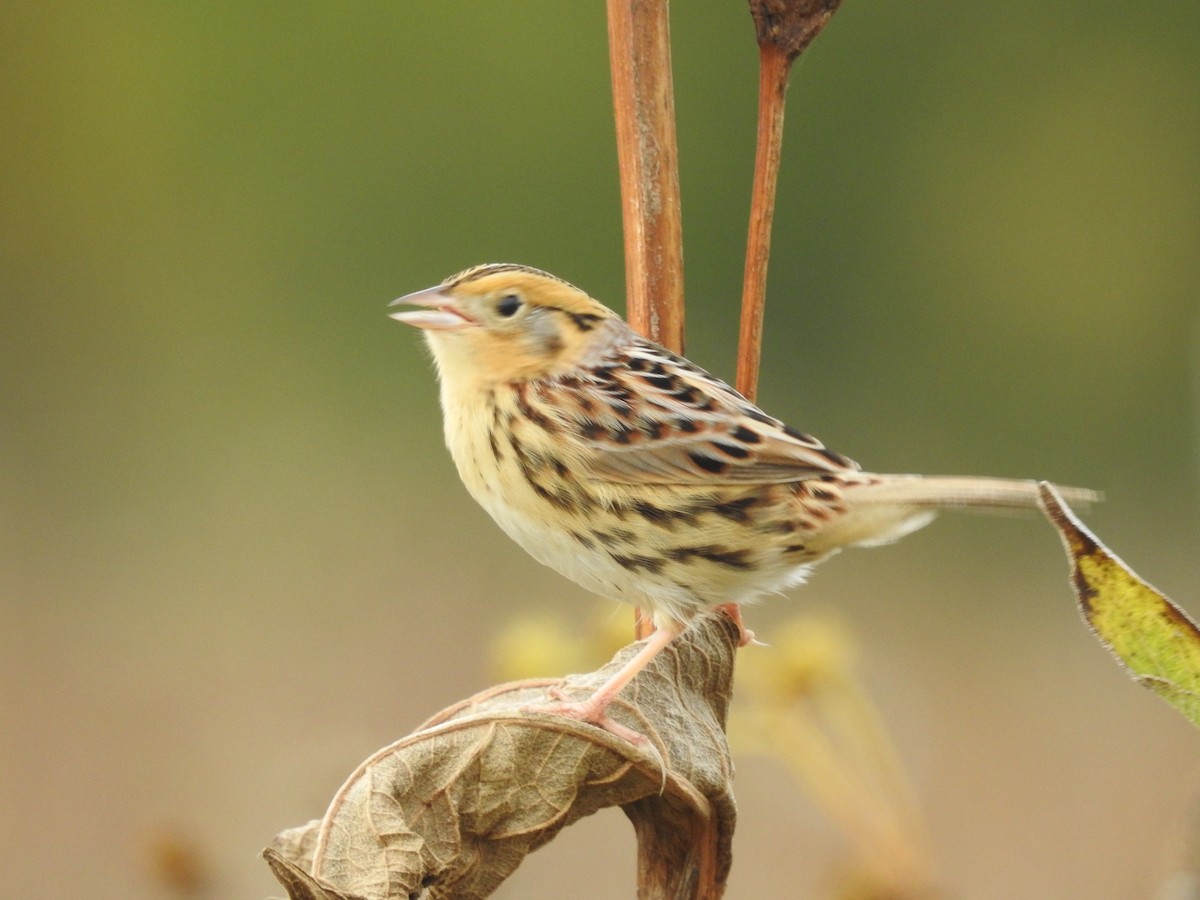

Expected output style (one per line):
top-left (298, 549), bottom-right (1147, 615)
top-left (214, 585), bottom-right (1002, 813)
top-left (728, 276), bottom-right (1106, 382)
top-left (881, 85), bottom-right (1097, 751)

top-left (538, 341), bottom-right (861, 486)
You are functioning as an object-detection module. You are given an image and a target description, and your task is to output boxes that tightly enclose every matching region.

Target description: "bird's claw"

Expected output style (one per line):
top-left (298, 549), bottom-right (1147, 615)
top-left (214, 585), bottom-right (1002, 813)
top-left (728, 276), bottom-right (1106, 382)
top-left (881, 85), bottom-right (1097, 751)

top-left (525, 695), bottom-right (648, 745)
top-left (715, 603), bottom-right (755, 647)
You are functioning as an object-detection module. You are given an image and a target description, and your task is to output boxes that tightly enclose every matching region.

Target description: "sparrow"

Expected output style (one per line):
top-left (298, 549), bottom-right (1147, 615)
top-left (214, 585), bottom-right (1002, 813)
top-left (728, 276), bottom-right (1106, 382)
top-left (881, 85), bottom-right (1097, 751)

top-left (391, 263), bottom-right (1095, 741)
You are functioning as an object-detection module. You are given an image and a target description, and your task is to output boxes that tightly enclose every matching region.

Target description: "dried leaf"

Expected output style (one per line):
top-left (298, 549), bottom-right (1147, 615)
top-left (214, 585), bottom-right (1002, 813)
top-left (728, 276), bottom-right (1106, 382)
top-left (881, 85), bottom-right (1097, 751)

top-left (1040, 482), bottom-right (1200, 728)
top-left (748, 0), bottom-right (844, 61)
top-left (264, 847), bottom-right (365, 900)
top-left (269, 821), bottom-right (321, 873)
top-left (267, 614), bottom-right (739, 899)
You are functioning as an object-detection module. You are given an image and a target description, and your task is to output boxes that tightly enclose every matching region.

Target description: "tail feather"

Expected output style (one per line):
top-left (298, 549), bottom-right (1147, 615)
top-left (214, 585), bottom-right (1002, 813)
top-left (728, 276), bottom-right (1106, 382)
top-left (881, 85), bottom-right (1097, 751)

top-left (809, 475), bottom-right (1101, 554)
top-left (846, 475), bottom-right (1100, 511)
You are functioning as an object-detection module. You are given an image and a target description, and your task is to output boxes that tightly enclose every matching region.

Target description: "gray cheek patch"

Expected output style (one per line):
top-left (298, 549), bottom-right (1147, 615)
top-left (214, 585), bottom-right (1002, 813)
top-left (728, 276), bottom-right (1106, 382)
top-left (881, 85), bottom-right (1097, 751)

top-left (525, 310), bottom-right (565, 356)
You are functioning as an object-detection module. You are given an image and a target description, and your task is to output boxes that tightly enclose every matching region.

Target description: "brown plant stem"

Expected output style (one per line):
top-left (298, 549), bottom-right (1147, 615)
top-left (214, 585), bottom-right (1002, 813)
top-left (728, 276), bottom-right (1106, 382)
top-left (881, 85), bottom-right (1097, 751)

top-left (607, 0), bottom-right (685, 645)
top-left (626, 787), bottom-right (725, 900)
top-left (607, 13), bottom-right (731, 900)
top-left (736, 42), bottom-right (792, 403)
top-left (737, 0), bottom-right (844, 402)
top-left (606, 0), bottom-right (685, 354)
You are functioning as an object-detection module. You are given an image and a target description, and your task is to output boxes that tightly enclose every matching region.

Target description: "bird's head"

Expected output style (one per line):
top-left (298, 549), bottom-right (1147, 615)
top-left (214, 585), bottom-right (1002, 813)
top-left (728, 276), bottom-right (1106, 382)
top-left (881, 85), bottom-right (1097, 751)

top-left (390, 263), bottom-right (625, 386)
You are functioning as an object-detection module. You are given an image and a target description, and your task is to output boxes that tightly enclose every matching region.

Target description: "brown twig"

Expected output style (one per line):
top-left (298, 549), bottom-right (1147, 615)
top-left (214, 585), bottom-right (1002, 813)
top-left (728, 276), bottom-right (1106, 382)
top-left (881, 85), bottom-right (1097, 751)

top-left (606, 0), bottom-right (685, 354)
top-left (607, 10), bottom-right (737, 900)
top-left (737, 0), bottom-right (843, 402)
top-left (607, 0), bottom-right (685, 643)
top-left (736, 43), bottom-right (791, 403)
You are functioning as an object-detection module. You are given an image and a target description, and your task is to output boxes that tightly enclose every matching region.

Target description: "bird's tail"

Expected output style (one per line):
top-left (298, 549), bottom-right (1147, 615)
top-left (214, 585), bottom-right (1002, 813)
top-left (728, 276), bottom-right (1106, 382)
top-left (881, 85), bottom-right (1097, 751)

top-left (813, 475), bottom-right (1099, 553)
top-left (847, 475), bottom-right (1100, 511)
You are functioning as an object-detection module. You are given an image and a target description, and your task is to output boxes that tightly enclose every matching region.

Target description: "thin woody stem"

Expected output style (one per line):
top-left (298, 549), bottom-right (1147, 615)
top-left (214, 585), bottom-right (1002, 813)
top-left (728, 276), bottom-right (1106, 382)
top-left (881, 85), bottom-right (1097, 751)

top-left (738, 0), bottom-right (844, 400)
top-left (736, 43), bottom-right (792, 403)
top-left (607, 0), bottom-right (686, 643)
top-left (606, 0), bottom-right (686, 354)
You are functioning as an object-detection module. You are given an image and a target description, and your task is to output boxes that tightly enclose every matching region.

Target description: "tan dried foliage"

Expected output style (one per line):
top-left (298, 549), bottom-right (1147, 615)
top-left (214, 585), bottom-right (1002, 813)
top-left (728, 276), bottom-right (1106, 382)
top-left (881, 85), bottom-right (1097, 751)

top-left (265, 614), bottom-right (739, 899)
top-left (748, 0), bottom-right (844, 60)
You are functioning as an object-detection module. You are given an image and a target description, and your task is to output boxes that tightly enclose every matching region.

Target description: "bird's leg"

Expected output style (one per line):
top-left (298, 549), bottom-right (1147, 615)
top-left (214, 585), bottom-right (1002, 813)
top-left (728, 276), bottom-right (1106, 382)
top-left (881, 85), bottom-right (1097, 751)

top-left (715, 603), bottom-right (756, 647)
top-left (538, 623), bottom-right (682, 744)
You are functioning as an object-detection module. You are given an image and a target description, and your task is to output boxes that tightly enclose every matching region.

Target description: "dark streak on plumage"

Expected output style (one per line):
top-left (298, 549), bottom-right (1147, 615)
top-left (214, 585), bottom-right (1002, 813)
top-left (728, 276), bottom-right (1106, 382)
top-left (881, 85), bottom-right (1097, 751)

top-left (806, 504), bottom-right (832, 521)
top-left (607, 500), bottom-right (631, 521)
top-left (688, 452), bottom-right (727, 475)
top-left (731, 425), bottom-right (761, 444)
top-left (597, 376), bottom-right (631, 395)
top-left (566, 311), bottom-right (602, 332)
top-left (783, 424), bottom-right (816, 444)
top-left (818, 447), bottom-right (851, 467)
top-left (668, 544), bottom-right (753, 570)
top-left (483, 391), bottom-right (503, 461)
top-left (610, 552), bottom-right (665, 574)
top-left (711, 441), bottom-right (751, 460)
top-left (591, 529), bottom-right (620, 548)
top-left (633, 500), bottom-right (672, 526)
top-left (530, 480), bottom-right (576, 512)
top-left (506, 430), bottom-right (527, 464)
top-left (608, 400), bottom-right (633, 419)
top-left (640, 419), bottom-right (664, 440)
top-left (711, 496), bottom-right (758, 522)
top-left (513, 383), bottom-right (555, 433)
top-left (611, 422), bottom-right (635, 444)
top-left (744, 408), bottom-right (776, 426)
top-left (639, 373), bottom-right (677, 391)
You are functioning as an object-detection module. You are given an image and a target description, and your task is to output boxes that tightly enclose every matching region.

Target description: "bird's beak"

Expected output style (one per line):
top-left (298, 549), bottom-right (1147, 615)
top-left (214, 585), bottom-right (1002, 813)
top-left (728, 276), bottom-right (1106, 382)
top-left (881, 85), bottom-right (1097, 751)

top-left (388, 287), bottom-right (478, 331)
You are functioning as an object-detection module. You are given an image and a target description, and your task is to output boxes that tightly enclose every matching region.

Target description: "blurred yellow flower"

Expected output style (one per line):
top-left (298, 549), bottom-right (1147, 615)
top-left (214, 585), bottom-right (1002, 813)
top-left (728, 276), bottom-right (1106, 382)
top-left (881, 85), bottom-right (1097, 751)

top-left (491, 608), bottom-right (630, 683)
top-left (738, 612), bottom-right (858, 701)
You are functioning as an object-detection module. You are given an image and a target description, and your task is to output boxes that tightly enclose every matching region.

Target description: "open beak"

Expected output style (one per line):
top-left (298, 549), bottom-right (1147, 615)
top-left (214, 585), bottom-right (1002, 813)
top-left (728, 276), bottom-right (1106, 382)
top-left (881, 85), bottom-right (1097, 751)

top-left (388, 286), bottom-right (478, 331)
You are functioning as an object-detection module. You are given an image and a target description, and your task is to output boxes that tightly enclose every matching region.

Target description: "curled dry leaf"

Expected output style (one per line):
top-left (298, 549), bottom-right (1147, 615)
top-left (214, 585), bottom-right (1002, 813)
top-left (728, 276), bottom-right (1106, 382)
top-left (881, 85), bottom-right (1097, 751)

top-left (266, 614), bottom-right (739, 900)
top-left (1040, 482), bottom-right (1200, 729)
top-left (747, 0), bottom-right (845, 61)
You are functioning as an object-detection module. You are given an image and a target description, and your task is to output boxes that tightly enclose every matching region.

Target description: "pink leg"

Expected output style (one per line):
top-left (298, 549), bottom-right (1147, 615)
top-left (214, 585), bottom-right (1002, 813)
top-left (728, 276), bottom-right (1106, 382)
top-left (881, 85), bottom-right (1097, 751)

top-left (535, 623), bottom-right (682, 744)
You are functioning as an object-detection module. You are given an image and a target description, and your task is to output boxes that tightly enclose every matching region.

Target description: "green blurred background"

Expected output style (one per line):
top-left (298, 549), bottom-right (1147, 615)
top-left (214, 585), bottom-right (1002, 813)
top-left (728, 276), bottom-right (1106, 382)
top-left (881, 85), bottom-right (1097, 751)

top-left (2, 1), bottom-right (1198, 897)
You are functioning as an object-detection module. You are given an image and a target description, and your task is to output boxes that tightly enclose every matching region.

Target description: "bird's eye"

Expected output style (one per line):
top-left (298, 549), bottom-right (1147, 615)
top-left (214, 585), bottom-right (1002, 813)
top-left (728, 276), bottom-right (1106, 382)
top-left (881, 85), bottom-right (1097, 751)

top-left (496, 293), bottom-right (523, 318)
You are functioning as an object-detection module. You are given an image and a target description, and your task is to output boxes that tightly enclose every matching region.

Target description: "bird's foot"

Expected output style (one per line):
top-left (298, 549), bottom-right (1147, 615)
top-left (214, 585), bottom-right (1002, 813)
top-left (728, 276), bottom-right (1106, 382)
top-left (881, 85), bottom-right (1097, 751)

top-left (523, 624), bottom-right (681, 747)
top-left (715, 603), bottom-right (756, 647)
top-left (531, 690), bottom-right (648, 745)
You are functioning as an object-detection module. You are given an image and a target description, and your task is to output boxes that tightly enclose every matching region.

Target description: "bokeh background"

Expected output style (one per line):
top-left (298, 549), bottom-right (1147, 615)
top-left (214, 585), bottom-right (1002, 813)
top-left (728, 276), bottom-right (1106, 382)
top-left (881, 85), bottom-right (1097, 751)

top-left (3, 1), bottom-right (1198, 897)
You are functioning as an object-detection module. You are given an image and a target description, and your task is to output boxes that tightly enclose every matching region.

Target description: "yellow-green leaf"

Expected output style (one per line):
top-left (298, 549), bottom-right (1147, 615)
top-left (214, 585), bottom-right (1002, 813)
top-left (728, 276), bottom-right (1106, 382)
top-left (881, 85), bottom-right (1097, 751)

top-left (1039, 482), bottom-right (1200, 729)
